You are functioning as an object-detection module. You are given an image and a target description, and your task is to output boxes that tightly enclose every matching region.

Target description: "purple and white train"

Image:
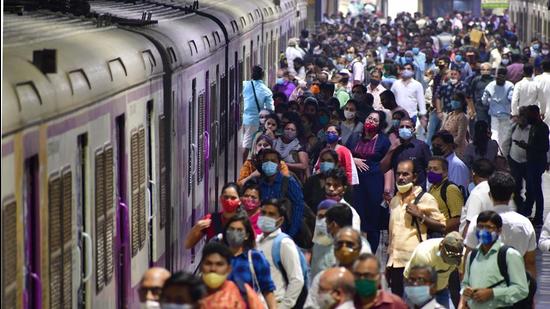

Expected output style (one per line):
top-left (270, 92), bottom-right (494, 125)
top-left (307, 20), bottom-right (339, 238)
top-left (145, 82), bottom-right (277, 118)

top-left (1, 0), bottom-right (306, 307)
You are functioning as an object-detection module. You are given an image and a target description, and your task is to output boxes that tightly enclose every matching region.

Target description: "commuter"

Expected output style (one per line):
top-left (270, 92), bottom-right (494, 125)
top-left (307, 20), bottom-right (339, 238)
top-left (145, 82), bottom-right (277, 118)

top-left (160, 271), bottom-right (206, 308)
top-left (468, 63), bottom-right (494, 130)
top-left (460, 211), bottom-right (529, 309)
top-left (506, 53), bottom-right (524, 84)
top-left (340, 100), bottom-right (364, 148)
top-left (482, 67), bottom-right (514, 146)
top-left (239, 180), bottom-right (262, 236)
top-left (286, 38), bottom-right (306, 75)
top-left (273, 69), bottom-right (297, 99)
top-left (539, 214), bottom-right (550, 252)
top-left (405, 265), bottom-right (446, 309)
top-left (462, 120), bottom-right (499, 168)
top-left (314, 125), bottom-right (358, 185)
top-left (139, 267), bottom-right (171, 309)
top-left (242, 65), bottom-right (274, 160)
top-left (333, 73), bottom-right (351, 108)
top-left (390, 62), bottom-right (426, 124)
top-left (367, 70), bottom-right (386, 111)
top-left (427, 57), bottom-right (451, 145)
top-left (379, 90), bottom-right (410, 120)
top-left (185, 183), bottom-right (242, 248)
top-left (386, 160), bottom-right (445, 297)
top-left (489, 38), bottom-right (508, 69)
top-left (430, 130), bottom-right (469, 189)
top-left (311, 199), bottom-right (339, 278)
top-left (273, 120), bottom-right (310, 182)
top-left (440, 92), bottom-right (468, 157)
top-left (199, 242), bottom-right (264, 309)
top-left (352, 253), bottom-right (407, 309)
top-left (318, 267), bottom-right (357, 309)
top-left (534, 60), bottom-right (550, 123)
top-left (238, 134), bottom-right (290, 187)
top-left (348, 47), bottom-right (365, 85)
top-left (511, 64), bottom-right (538, 118)
top-left (434, 65), bottom-right (469, 126)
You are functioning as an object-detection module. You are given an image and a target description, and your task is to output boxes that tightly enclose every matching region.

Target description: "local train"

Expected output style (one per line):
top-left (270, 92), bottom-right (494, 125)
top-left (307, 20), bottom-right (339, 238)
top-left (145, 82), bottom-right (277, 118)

top-left (1, 0), bottom-right (307, 307)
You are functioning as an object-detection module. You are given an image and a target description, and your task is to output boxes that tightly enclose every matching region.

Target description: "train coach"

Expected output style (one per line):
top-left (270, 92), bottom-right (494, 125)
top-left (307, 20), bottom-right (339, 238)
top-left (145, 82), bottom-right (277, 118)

top-left (1, 0), bottom-right (306, 308)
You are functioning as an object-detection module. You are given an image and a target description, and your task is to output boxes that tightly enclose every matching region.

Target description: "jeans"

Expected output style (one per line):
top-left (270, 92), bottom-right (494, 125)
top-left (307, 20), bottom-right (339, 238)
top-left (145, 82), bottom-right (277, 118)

top-left (524, 160), bottom-right (546, 222)
top-left (435, 288), bottom-right (450, 309)
top-left (427, 110), bottom-right (442, 147)
top-left (508, 157), bottom-right (527, 214)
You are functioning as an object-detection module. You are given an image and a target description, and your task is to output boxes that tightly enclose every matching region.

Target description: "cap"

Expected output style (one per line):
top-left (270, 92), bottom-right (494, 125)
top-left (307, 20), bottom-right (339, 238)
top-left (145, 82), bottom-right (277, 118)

top-left (442, 231), bottom-right (464, 253)
top-left (317, 199), bottom-right (338, 211)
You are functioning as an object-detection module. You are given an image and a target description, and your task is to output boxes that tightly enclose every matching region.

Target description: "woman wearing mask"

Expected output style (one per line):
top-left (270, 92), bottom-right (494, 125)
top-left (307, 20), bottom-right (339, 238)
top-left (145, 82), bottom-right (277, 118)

top-left (315, 125), bottom-right (358, 185)
top-left (350, 111), bottom-right (390, 253)
top-left (223, 215), bottom-right (277, 309)
top-left (249, 111), bottom-right (279, 159)
top-left (184, 183), bottom-right (242, 248)
top-left (462, 120), bottom-right (499, 168)
top-left (238, 135), bottom-right (290, 187)
top-left (441, 92), bottom-right (469, 158)
top-left (240, 181), bottom-right (263, 235)
top-left (273, 121), bottom-right (310, 182)
top-left (272, 70), bottom-right (296, 99)
top-left (340, 100), bottom-right (364, 148)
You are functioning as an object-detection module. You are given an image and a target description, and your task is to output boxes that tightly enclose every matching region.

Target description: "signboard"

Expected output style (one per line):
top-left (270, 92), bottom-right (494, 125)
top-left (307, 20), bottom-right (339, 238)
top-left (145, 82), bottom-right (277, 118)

top-left (481, 0), bottom-right (509, 9)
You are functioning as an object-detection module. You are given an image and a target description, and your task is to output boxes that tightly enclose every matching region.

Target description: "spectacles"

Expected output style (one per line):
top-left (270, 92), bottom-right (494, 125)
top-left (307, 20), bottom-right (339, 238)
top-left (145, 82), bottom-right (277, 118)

top-left (405, 277), bottom-right (431, 286)
top-left (139, 287), bottom-right (162, 296)
top-left (442, 246), bottom-right (463, 258)
top-left (335, 240), bottom-right (358, 249)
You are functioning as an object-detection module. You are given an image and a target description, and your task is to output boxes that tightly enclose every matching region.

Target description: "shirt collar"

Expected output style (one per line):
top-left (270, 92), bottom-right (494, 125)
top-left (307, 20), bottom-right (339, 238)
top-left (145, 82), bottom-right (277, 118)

top-left (478, 239), bottom-right (503, 256)
top-left (493, 204), bottom-right (512, 213)
top-left (260, 228), bottom-right (282, 241)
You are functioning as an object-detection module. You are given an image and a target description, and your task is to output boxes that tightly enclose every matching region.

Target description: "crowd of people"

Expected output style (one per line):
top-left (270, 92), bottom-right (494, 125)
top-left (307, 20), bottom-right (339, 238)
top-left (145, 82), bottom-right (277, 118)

top-left (139, 9), bottom-right (550, 309)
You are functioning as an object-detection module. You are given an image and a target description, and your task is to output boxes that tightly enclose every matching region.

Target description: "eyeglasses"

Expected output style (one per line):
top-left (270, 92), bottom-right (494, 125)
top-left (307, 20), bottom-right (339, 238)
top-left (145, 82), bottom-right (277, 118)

top-left (139, 287), bottom-right (162, 296)
top-left (405, 277), bottom-right (431, 286)
top-left (442, 246), bottom-right (463, 258)
top-left (335, 240), bottom-right (358, 249)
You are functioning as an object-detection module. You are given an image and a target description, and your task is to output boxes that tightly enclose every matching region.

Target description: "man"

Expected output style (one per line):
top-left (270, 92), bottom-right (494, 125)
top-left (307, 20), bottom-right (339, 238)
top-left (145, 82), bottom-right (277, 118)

top-left (286, 38), bottom-right (305, 75)
top-left (464, 172), bottom-right (537, 278)
top-left (242, 65), bottom-right (274, 160)
top-left (381, 119), bottom-right (432, 189)
top-left (452, 52), bottom-right (474, 82)
top-left (460, 211), bottom-right (529, 309)
top-left (333, 73), bottom-right (351, 108)
top-left (390, 63), bottom-right (426, 124)
top-left (367, 70), bottom-right (386, 111)
top-left (428, 57), bottom-right (451, 144)
top-left (506, 53), bottom-right (524, 84)
top-left (318, 267), bottom-right (356, 309)
top-left (426, 157), bottom-right (464, 233)
top-left (511, 64), bottom-right (538, 118)
top-left (535, 60), bottom-right (550, 124)
top-left (539, 214), bottom-right (550, 252)
top-left (468, 63), bottom-right (494, 130)
top-left (386, 160), bottom-right (446, 297)
top-left (353, 253), bottom-right (407, 309)
top-left (404, 232), bottom-right (464, 309)
top-left (139, 267), bottom-right (171, 309)
top-left (405, 265), bottom-right (446, 308)
top-left (430, 130), bottom-right (469, 190)
top-left (514, 105), bottom-right (549, 226)
top-left (257, 198), bottom-right (305, 309)
top-left (412, 47), bottom-right (427, 82)
top-left (489, 39), bottom-right (507, 69)
top-left (348, 48), bottom-right (365, 85)
top-left (324, 168), bottom-right (361, 231)
top-left (273, 69), bottom-right (297, 100)
top-left (434, 65), bottom-right (469, 122)
top-left (482, 67), bottom-right (514, 146)
top-left (199, 242), bottom-right (264, 308)
top-left (160, 271), bottom-right (206, 308)
top-left (257, 148), bottom-right (305, 239)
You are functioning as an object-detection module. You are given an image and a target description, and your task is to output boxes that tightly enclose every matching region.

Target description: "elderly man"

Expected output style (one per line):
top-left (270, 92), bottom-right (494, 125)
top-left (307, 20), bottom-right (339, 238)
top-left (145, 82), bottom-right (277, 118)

top-left (318, 267), bottom-right (357, 309)
top-left (139, 267), bottom-right (171, 309)
top-left (405, 265), bottom-right (446, 308)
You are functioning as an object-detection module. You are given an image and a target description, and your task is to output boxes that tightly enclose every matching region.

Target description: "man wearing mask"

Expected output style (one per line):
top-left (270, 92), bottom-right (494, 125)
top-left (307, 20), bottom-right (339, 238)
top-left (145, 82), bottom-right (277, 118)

top-left (412, 47), bottom-right (427, 82)
top-left (318, 267), bottom-right (357, 309)
top-left (199, 242), bottom-right (264, 308)
top-left (452, 53), bottom-right (474, 82)
top-left (460, 211), bottom-right (529, 309)
top-left (427, 57), bottom-right (450, 145)
top-left (391, 63), bottom-right (427, 125)
top-left (404, 232), bottom-right (464, 308)
top-left (434, 66), bottom-right (469, 122)
top-left (405, 265), bottom-right (446, 308)
top-left (367, 70), bottom-right (386, 111)
top-left (333, 73), bottom-right (351, 109)
top-left (482, 67), bottom-right (514, 146)
top-left (468, 63), bottom-right (494, 133)
top-left (386, 160), bottom-right (446, 297)
top-left (353, 253), bottom-right (407, 309)
top-left (160, 271), bottom-right (207, 309)
top-left (348, 47), bottom-right (365, 85)
top-left (430, 130), bottom-right (469, 189)
top-left (139, 267), bottom-right (171, 309)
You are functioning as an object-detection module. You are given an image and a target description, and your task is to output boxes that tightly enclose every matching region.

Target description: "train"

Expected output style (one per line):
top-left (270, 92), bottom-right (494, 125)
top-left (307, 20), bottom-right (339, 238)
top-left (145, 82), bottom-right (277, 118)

top-left (1, 0), bottom-right (307, 308)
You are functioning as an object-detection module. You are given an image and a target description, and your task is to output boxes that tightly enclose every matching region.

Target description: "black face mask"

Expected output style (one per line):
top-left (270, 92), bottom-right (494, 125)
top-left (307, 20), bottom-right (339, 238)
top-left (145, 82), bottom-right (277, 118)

top-left (370, 79), bottom-right (380, 86)
top-left (432, 146), bottom-right (445, 156)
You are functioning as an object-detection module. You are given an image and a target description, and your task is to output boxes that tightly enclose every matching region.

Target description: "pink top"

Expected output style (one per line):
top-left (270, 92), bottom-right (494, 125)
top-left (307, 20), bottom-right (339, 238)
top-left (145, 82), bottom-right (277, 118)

top-left (314, 145), bottom-right (358, 185)
top-left (249, 211), bottom-right (262, 237)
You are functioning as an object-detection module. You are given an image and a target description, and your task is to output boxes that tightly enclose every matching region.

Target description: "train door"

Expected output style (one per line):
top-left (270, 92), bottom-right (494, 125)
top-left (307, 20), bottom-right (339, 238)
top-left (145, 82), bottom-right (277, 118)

top-left (77, 134), bottom-right (92, 308)
top-left (188, 79), bottom-right (198, 265)
top-left (24, 156), bottom-right (41, 309)
top-left (208, 66), bottom-right (220, 214)
top-left (115, 115), bottom-right (129, 309)
top-left (146, 101), bottom-right (154, 267)
top-left (199, 72), bottom-right (209, 223)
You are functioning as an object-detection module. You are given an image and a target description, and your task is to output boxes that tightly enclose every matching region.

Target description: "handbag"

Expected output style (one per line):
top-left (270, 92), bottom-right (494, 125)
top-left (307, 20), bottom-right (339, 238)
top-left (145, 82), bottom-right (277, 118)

top-left (248, 250), bottom-right (268, 308)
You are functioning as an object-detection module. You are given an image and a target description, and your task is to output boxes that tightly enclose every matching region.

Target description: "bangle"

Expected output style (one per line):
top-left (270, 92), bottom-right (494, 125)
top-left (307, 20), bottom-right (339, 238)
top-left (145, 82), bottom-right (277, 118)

top-left (419, 214), bottom-right (426, 225)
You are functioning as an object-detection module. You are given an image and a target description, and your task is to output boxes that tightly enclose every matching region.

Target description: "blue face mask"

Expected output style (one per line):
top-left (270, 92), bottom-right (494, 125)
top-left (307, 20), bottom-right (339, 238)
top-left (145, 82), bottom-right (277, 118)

top-left (450, 100), bottom-right (462, 110)
top-left (475, 228), bottom-right (498, 245)
top-left (401, 69), bottom-right (414, 79)
top-left (412, 47), bottom-right (420, 55)
top-left (276, 77), bottom-right (285, 85)
top-left (532, 43), bottom-right (540, 50)
top-left (320, 162), bottom-right (336, 173)
top-left (404, 57), bottom-right (414, 64)
top-left (261, 161), bottom-right (278, 176)
top-left (399, 127), bottom-right (413, 140)
top-left (455, 54), bottom-right (463, 63)
top-left (405, 285), bottom-right (432, 306)
top-left (326, 132), bottom-right (339, 144)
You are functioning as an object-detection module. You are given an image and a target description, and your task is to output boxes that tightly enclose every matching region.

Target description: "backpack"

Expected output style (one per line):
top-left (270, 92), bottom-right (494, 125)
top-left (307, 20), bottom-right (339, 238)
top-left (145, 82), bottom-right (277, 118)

top-left (271, 233), bottom-right (309, 309)
top-left (280, 175), bottom-right (316, 249)
top-left (439, 179), bottom-right (467, 218)
top-left (468, 245), bottom-right (537, 308)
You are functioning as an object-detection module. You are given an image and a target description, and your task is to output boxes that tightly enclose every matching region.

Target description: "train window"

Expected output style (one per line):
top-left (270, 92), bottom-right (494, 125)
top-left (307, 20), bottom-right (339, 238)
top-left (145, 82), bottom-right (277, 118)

top-left (2, 198), bottom-right (17, 309)
top-left (103, 146), bottom-right (114, 284)
top-left (130, 128), bottom-right (147, 258)
top-left (220, 74), bottom-right (227, 154)
top-left (167, 47), bottom-right (177, 63)
top-left (15, 81), bottom-right (42, 110)
top-left (158, 115), bottom-right (168, 229)
top-left (188, 41), bottom-right (198, 56)
top-left (210, 81), bottom-right (217, 166)
top-left (202, 36), bottom-right (211, 51)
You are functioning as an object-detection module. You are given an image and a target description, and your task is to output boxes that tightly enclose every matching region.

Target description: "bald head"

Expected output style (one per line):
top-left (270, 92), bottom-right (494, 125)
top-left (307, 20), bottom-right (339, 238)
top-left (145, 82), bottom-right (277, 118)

top-left (139, 267), bottom-right (171, 302)
top-left (319, 267), bottom-right (356, 305)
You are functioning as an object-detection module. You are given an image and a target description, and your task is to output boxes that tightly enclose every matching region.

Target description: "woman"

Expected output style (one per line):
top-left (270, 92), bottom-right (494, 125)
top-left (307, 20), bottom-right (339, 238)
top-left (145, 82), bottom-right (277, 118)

top-left (339, 100), bottom-right (364, 148)
top-left (249, 112), bottom-right (279, 158)
top-left (314, 125), bottom-right (358, 185)
top-left (184, 183), bottom-right (242, 248)
top-left (273, 121), bottom-right (310, 182)
top-left (238, 135), bottom-right (290, 187)
top-left (223, 214), bottom-right (277, 309)
top-left (304, 149), bottom-right (353, 213)
top-left (441, 92), bottom-right (469, 158)
top-left (463, 120), bottom-right (499, 168)
top-left (240, 180), bottom-right (262, 236)
top-left (351, 111), bottom-right (390, 253)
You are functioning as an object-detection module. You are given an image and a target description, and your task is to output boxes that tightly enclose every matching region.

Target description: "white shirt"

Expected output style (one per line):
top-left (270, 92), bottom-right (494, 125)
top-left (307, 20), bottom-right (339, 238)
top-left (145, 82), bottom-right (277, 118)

top-left (340, 199), bottom-right (362, 232)
top-left (446, 152), bottom-right (470, 189)
top-left (335, 300), bottom-right (356, 309)
top-left (421, 298), bottom-right (446, 309)
top-left (535, 72), bottom-right (550, 125)
top-left (465, 204), bottom-right (537, 255)
top-left (539, 213), bottom-right (550, 252)
top-left (511, 77), bottom-right (539, 115)
top-left (508, 125), bottom-right (530, 163)
top-left (285, 46), bottom-right (305, 75)
top-left (390, 78), bottom-right (427, 117)
top-left (350, 59), bottom-right (365, 83)
top-left (367, 83), bottom-right (387, 110)
top-left (257, 229), bottom-right (304, 309)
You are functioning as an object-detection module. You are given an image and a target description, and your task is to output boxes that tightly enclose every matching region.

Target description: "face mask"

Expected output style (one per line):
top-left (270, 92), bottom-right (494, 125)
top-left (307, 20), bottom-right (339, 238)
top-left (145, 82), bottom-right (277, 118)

top-left (241, 197), bottom-right (260, 211)
top-left (475, 228), bottom-right (498, 245)
top-left (412, 47), bottom-right (420, 55)
top-left (501, 59), bottom-right (510, 65)
top-left (276, 78), bottom-right (285, 85)
top-left (405, 285), bottom-right (432, 306)
top-left (396, 182), bottom-right (413, 193)
top-left (334, 246), bottom-right (360, 265)
top-left (346, 54), bottom-right (353, 62)
top-left (455, 55), bottom-right (463, 62)
top-left (319, 291), bottom-right (337, 309)
top-left (449, 78), bottom-right (459, 84)
top-left (221, 198), bottom-right (241, 213)
top-left (401, 69), bottom-right (414, 79)
top-left (284, 129), bottom-right (297, 140)
top-left (262, 161), bottom-right (278, 176)
top-left (432, 146), bottom-right (445, 156)
top-left (398, 127), bottom-right (413, 140)
top-left (423, 76), bottom-right (432, 84)
top-left (364, 122), bottom-right (378, 134)
top-left (344, 110), bottom-right (356, 119)
top-left (392, 119), bottom-right (401, 128)
top-left (356, 278), bottom-right (378, 298)
top-left (387, 52), bottom-right (395, 58)
top-left (202, 272), bottom-right (227, 289)
top-left (370, 79), bottom-right (380, 87)
top-left (450, 100), bottom-right (462, 110)
top-left (313, 218), bottom-right (333, 245)
top-left (326, 132), bottom-right (339, 144)
top-left (319, 115), bottom-right (329, 126)
top-left (542, 49), bottom-right (549, 55)
top-left (258, 215), bottom-right (278, 233)
top-left (226, 229), bottom-right (246, 247)
top-left (141, 300), bottom-right (161, 309)
top-left (404, 57), bottom-right (414, 64)
top-left (161, 304), bottom-right (193, 309)
top-left (427, 171), bottom-right (444, 184)
top-left (532, 43), bottom-right (540, 50)
top-left (320, 161), bottom-right (336, 173)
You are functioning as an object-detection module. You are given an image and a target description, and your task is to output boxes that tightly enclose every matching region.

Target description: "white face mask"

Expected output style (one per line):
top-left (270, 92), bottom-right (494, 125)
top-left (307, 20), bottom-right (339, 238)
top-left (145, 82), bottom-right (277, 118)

top-left (344, 110), bottom-right (356, 120)
top-left (141, 300), bottom-right (161, 309)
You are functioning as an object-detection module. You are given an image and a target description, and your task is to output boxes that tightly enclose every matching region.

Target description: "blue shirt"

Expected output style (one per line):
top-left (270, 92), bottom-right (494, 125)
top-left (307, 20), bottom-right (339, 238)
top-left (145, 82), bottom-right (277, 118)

top-left (229, 249), bottom-right (276, 293)
top-left (242, 80), bottom-right (274, 126)
top-left (482, 81), bottom-right (514, 118)
top-left (259, 173), bottom-right (305, 238)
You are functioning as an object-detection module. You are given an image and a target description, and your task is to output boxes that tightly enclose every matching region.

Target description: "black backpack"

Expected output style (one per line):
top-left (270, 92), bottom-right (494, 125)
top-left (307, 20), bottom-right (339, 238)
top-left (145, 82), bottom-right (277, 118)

top-left (280, 175), bottom-right (316, 249)
top-left (468, 245), bottom-right (537, 308)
